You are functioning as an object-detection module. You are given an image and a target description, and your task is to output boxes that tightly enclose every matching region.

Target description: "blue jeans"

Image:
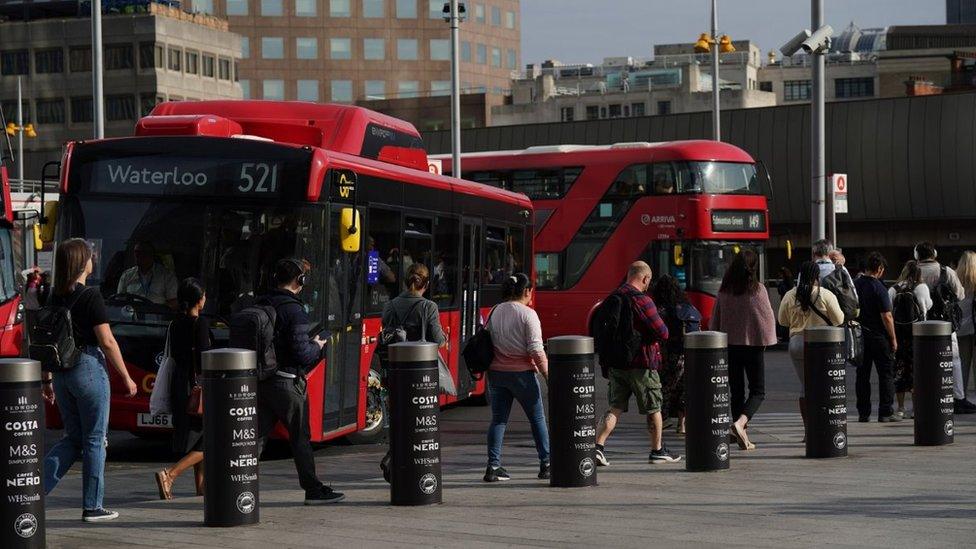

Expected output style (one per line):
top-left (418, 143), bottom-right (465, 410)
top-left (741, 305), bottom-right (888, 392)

top-left (486, 370), bottom-right (550, 468)
top-left (44, 347), bottom-right (111, 511)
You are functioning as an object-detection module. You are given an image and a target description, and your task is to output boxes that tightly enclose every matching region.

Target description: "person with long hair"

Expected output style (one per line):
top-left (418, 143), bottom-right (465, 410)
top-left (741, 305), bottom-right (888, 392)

top-left (888, 261), bottom-right (932, 419)
top-left (709, 248), bottom-right (777, 450)
top-left (652, 274), bottom-right (700, 435)
top-left (154, 278), bottom-right (213, 499)
top-left (483, 273), bottom-right (551, 482)
top-left (42, 238), bottom-right (138, 522)
top-left (777, 261), bottom-right (844, 431)
top-left (956, 251), bottom-right (976, 397)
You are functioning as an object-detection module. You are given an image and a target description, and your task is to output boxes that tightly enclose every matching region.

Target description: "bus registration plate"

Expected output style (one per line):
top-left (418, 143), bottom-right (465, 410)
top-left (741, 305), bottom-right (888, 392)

top-left (137, 413), bottom-right (172, 428)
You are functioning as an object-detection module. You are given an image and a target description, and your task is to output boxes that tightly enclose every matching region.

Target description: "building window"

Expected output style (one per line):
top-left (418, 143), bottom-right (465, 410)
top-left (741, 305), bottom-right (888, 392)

top-left (185, 51), bottom-right (199, 74)
top-left (430, 39), bottom-right (449, 61)
top-left (106, 94), bottom-right (136, 121)
top-left (241, 37), bottom-right (250, 59)
top-left (297, 79), bottom-right (319, 101)
top-left (330, 0), bottom-right (350, 16)
top-left (69, 46), bottom-right (92, 72)
top-left (296, 37), bottom-right (317, 59)
top-left (784, 79), bottom-right (812, 101)
top-left (476, 43), bottom-right (487, 64)
top-left (226, 0), bottom-right (249, 15)
top-left (365, 80), bottom-right (385, 99)
top-left (202, 55), bottom-right (215, 77)
top-left (261, 0), bottom-right (283, 15)
top-left (395, 0), bottom-right (415, 17)
top-left (560, 107), bottom-right (574, 122)
top-left (427, 0), bottom-right (441, 18)
top-left (398, 80), bottom-right (419, 97)
top-left (218, 58), bottom-right (232, 80)
top-left (431, 80), bottom-right (450, 96)
top-left (490, 47), bottom-right (501, 67)
top-left (363, 38), bottom-right (385, 60)
top-left (139, 93), bottom-right (159, 116)
top-left (505, 10), bottom-right (515, 28)
top-left (632, 102), bottom-right (645, 116)
top-left (460, 41), bottom-right (471, 62)
top-left (137, 42), bottom-right (153, 69)
top-left (657, 100), bottom-right (672, 115)
top-left (474, 3), bottom-right (484, 23)
top-left (397, 38), bottom-right (418, 60)
top-left (1, 50), bottom-right (29, 75)
top-left (34, 48), bottom-right (63, 74)
top-left (36, 99), bottom-right (65, 124)
top-left (759, 81), bottom-right (772, 92)
top-left (104, 44), bottom-right (133, 70)
top-left (295, 0), bottom-right (316, 15)
top-left (835, 77), bottom-right (874, 98)
top-left (262, 37), bottom-right (284, 59)
top-left (70, 96), bottom-right (93, 123)
top-left (585, 105), bottom-right (599, 120)
top-left (331, 80), bottom-right (353, 102)
top-left (193, 0), bottom-right (214, 13)
top-left (330, 38), bottom-right (352, 60)
top-left (506, 48), bottom-right (516, 69)
top-left (608, 104), bottom-right (622, 118)
top-left (363, 0), bottom-right (383, 17)
top-left (490, 5), bottom-right (500, 25)
top-left (263, 79), bottom-right (284, 100)
top-left (234, 61), bottom-right (240, 82)
top-left (167, 48), bottom-right (182, 71)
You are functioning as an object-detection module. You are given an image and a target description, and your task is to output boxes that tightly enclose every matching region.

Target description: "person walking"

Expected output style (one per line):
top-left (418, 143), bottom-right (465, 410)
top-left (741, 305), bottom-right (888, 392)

top-left (483, 273), bottom-right (551, 482)
top-left (777, 261), bottom-right (844, 431)
top-left (255, 258), bottom-right (344, 504)
top-left (854, 252), bottom-right (900, 423)
top-left (957, 251), bottom-right (976, 398)
top-left (653, 274), bottom-right (701, 435)
top-left (41, 238), bottom-right (139, 522)
top-left (888, 261), bottom-right (932, 419)
top-left (710, 249), bottom-right (777, 450)
top-left (154, 278), bottom-right (213, 499)
top-left (595, 262), bottom-right (681, 466)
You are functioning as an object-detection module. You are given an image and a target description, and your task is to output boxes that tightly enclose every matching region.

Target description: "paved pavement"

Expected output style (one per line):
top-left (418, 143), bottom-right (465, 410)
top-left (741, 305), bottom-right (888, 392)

top-left (43, 350), bottom-right (976, 548)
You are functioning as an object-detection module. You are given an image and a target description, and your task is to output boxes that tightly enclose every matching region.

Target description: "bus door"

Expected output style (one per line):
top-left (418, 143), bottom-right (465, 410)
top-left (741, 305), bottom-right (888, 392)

top-left (457, 217), bottom-right (483, 396)
top-left (322, 204), bottom-right (364, 435)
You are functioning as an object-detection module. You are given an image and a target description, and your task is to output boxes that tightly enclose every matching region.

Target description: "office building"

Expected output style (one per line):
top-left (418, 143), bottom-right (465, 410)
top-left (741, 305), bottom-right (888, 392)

top-left (947, 0), bottom-right (976, 24)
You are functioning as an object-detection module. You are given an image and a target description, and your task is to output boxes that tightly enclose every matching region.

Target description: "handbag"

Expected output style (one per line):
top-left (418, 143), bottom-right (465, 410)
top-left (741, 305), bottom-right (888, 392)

top-left (462, 306), bottom-right (497, 381)
top-left (186, 384), bottom-right (203, 417)
top-left (810, 303), bottom-right (863, 366)
top-left (149, 322), bottom-right (175, 416)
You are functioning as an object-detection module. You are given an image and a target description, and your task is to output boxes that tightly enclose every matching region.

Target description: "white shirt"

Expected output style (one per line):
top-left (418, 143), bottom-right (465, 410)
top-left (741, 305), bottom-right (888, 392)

top-left (117, 263), bottom-right (178, 305)
top-left (888, 283), bottom-right (933, 319)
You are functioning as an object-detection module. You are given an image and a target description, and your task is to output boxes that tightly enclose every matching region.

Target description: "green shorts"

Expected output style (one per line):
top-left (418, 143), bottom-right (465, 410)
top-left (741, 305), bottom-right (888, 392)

top-left (608, 368), bottom-right (662, 415)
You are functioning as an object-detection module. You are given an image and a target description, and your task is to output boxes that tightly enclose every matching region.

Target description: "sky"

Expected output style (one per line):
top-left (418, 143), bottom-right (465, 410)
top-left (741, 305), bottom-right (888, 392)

top-left (520, 0), bottom-right (946, 65)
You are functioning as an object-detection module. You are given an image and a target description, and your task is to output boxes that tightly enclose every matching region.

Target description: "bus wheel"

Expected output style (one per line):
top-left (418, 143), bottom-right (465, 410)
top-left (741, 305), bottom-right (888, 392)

top-left (346, 369), bottom-right (385, 445)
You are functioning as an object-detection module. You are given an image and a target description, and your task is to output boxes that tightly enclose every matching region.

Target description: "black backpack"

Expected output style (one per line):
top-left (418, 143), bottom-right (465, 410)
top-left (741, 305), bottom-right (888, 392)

top-left (590, 291), bottom-right (642, 378)
top-left (27, 287), bottom-right (94, 372)
top-left (927, 266), bottom-right (962, 330)
top-left (892, 284), bottom-right (924, 326)
top-left (229, 297), bottom-right (289, 381)
top-left (461, 307), bottom-right (496, 381)
top-left (664, 302), bottom-right (702, 349)
top-left (821, 267), bottom-right (859, 323)
top-left (376, 300), bottom-right (424, 363)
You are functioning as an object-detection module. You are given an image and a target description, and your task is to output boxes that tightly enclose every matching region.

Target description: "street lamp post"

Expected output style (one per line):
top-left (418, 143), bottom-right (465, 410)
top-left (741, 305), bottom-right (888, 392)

top-left (694, 1), bottom-right (734, 142)
top-left (5, 78), bottom-right (37, 189)
top-left (92, 0), bottom-right (105, 139)
top-left (443, 2), bottom-right (465, 179)
top-left (812, 0), bottom-right (826, 244)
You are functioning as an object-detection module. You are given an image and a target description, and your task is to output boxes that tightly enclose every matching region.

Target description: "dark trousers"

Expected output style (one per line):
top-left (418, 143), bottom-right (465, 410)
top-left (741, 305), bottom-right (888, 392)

top-left (856, 333), bottom-right (896, 419)
top-left (728, 345), bottom-right (766, 420)
top-left (256, 376), bottom-right (324, 494)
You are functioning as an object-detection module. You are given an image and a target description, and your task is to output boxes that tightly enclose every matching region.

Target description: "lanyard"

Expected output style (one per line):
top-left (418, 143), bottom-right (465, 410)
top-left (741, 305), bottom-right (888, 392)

top-left (139, 268), bottom-right (154, 296)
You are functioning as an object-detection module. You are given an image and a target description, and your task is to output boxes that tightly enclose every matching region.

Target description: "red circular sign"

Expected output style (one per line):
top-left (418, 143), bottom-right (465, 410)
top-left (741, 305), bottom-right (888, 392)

top-left (836, 176), bottom-right (846, 192)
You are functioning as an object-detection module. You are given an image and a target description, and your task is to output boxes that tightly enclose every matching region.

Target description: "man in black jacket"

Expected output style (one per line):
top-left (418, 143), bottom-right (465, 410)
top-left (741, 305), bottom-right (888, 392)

top-left (256, 259), bottom-right (344, 504)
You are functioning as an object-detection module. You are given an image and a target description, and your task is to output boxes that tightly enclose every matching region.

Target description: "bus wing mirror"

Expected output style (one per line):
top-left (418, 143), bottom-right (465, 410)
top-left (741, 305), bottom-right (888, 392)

top-left (39, 202), bottom-right (57, 243)
top-left (32, 224), bottom-right (43, 251)
top-left (786, 239), bottom-right (793, 260)
top-left (673, 244), bottom-right (684, 267)
top-left (39, 160), bottom-right (60, 225)
top-left (340, 207), bottom-right (361, 253)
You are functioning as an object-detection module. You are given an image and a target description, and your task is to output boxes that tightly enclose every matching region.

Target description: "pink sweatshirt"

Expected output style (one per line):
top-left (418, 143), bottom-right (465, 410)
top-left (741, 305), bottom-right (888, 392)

top-left (710, 285), bottom-right (778, 347)
top-left (487, 301), bottom-right (548, 376)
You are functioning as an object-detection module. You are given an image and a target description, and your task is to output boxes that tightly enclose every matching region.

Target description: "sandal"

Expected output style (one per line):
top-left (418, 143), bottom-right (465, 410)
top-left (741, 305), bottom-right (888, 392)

top-left (731, 423), bottom-right (754, 451)
top-left (154, 470), bottom-right (174, 500)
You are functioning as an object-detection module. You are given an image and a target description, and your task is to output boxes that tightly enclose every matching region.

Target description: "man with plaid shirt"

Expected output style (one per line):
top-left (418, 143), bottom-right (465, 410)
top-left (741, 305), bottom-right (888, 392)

top-left (595, 261), bottom-right (682, 465)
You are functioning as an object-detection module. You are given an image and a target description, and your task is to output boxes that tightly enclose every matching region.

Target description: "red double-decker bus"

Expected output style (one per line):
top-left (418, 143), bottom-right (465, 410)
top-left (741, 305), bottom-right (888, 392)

top-left (436, 140), bottom-right (769, 337)
top-left (41, 101), bottom-right (532, 442)
top-left (0, 112), bottom-right (24, 357)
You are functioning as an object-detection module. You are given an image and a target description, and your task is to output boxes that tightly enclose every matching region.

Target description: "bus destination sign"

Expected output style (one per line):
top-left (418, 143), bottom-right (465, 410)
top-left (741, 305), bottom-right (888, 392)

top-left (711, 210), bottom-right (766, 233)
top-left (84, 157), bottom-right (287, 197)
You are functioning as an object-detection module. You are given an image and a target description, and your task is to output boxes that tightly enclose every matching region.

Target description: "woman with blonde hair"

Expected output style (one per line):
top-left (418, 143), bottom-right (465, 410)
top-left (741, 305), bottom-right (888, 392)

top-left (956, 251), bottom-right (976, 395)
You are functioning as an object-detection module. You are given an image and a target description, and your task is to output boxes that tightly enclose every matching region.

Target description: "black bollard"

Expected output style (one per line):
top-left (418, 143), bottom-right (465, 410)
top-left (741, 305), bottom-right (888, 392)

top-left (684, 331), bottom-right (731, 472)
top-left (913, 321), bottom-right (954, 446)
top-left (0, 359), bottom-right (44, 548)
top-left (547, 335), bottom-right (597, 487)
top-left (202, 349), bottom-right (259, 527)
top-left (388, 342), bottom-right (441, 505)
top-left (803, 326), bottom-right (848, 458)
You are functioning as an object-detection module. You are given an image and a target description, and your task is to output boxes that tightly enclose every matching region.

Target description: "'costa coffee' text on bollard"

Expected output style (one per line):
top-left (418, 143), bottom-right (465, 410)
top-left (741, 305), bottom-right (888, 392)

top-left (683, 331), bottom-right (731, 472)
top-left (547, 336), bottom-right (597, 487)
top-left (912, 321), bottom-right (954, 446)
top-left (0, 359), bottom-right (44, 549)
top-left (202, 349), bottom-right (260, 527)
top-left (388, 342), bottom-right (442, 506)
top-left (803, 326), bottom-right (848, 459)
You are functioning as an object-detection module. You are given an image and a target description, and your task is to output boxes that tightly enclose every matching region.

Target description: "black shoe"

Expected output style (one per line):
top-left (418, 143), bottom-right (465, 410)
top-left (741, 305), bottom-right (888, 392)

top-left (858, 416), bottom-right (870, 423)
top-left (538, 461), bottom-right (551, 480)
top-left (82, 508), bottom-right (119, 522)
top-left (954, 399), bottom-right (976, 414)
top-left (305, 486), bottom-right (346, 505)
top-left (380, 452), bottom-right (392, 484)
top-left (483, 465), bottom-right (511, 482)
top-left (878, 415), bottom-right (903, 423)
top-left (594, 448), bottom-right (609, 466)
top-left (649, 445), bottom-right (683, 464)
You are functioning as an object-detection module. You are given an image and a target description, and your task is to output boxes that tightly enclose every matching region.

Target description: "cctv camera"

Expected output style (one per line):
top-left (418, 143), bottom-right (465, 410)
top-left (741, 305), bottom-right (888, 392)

top-left (800, 24), bottom-right (834, 54)
top-left (780, 29), bottom-right (811, 57)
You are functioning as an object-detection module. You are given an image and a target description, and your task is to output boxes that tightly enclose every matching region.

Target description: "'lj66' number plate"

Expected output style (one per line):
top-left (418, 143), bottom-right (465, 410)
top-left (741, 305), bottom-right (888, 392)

top-left (137, 413), bottom-right (172, 428)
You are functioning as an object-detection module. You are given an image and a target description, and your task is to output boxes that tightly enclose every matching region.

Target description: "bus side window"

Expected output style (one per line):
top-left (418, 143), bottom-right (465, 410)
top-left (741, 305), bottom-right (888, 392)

top-left (508, 226), bottom-right (525, 275)
top-left (433, 216), bottom-right (458, 309)
top-left (484, 226), bottom-right (507, 285)
top-left (365, 207), bottom-right (400, 314)
top-left (651, 163), bottom-right (677, 195)
top-left (403, 216), bottom-right (433, 293)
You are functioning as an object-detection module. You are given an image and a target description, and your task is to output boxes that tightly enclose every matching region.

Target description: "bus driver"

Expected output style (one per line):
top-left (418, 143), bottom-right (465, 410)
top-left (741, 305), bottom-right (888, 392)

top-left (117, 241), bottom-right (179, 309)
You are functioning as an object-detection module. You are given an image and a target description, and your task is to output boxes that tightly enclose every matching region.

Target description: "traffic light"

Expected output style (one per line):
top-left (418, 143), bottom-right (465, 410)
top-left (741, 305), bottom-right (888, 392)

top-left (4, 122), bottom-right (15, 136)
top-left (694, 33), bottom-right (712, 53)
top-left (719, 35), bottom-right (736, 53)
top-left (24, 123), bottom-right (36, 138)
